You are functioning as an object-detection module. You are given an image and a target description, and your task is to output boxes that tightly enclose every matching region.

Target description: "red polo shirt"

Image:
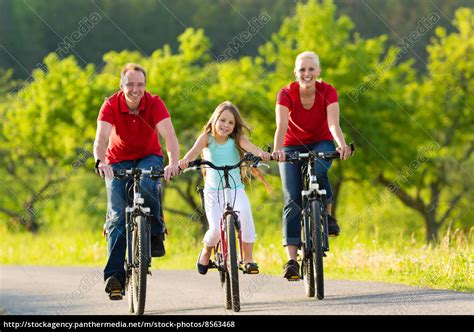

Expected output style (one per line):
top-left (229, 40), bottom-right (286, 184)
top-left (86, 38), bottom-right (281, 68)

top-left (98, 91), bottom-right (170, 164)
top-left (277, 81), bottom-right (338, 147)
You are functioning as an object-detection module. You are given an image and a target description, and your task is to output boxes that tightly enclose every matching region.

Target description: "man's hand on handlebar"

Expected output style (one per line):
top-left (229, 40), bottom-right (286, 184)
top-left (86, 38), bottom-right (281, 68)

top-left (164, 163), bottom-right (180, 181)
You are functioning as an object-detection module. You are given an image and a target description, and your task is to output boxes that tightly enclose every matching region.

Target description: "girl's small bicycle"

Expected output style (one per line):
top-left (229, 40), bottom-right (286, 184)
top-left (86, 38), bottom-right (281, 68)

top-left (186, 153), bottom-right (264, 312)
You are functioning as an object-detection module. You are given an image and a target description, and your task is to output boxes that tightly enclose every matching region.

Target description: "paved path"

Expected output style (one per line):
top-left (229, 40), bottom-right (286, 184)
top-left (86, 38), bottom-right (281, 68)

top-left (1, 266), bottom-right (472, 315)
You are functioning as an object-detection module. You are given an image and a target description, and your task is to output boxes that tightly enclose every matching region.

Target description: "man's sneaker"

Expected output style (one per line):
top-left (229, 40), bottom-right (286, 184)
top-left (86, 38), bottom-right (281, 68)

top-left (104, 276), bottom-right (123, 301)
top-left (327, 215), bottom-right (340, 236)
top-left (151, 234), bottom-right (165, 257)
top-left (283, 260), bottom-right (300, 281)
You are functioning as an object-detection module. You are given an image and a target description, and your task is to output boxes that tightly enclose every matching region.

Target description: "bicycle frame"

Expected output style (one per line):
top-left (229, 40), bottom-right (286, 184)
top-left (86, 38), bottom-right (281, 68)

top-left (110, 167), bottom-right (163, 315)
top-left (187, 153), bottom-right (262, 312)
top-left (124, 171), bottom-right (152, 268)
top-left (300, 157), bottom-right (330, 252)
top-left (285, 143), bottom-right (354, 299)
top-left (218, 172), bottom-right (243, 267)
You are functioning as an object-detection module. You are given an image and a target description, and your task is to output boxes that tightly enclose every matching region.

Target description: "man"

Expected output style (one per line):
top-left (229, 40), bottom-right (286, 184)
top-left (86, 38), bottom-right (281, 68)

top-left (93, 63), bottom-right (180, 300)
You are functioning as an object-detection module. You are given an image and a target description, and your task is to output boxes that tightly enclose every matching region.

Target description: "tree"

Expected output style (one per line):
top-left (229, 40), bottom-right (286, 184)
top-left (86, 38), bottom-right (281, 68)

top-left (378, 8), bottom-right (474, 242)
top-left (0, 54), bottom-right (104, 232)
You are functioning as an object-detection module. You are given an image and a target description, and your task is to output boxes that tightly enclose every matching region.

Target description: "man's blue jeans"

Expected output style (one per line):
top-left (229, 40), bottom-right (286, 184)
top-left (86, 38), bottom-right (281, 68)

top-left (278, 140), bottom-right (335, 247)
top-left (104, 154), bottom-right (164, 285)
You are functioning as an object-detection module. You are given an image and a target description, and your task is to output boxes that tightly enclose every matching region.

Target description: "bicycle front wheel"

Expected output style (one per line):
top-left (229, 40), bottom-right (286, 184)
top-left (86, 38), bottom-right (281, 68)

top-left (131, 215), bottom-right (149, 315)
top-left (225, 214), bottom-right (240, 312)
top-left (302, 209), bottom-right (315, 297)
top-left (311, 200), bottom-right (324, 300)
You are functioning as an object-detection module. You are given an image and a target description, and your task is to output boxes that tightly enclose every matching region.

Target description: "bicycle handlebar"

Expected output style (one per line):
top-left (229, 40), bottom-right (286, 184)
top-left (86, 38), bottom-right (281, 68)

top-left (112, 167), bottom-right (164, 179)
top-left (186, 153), bottom-right (265, 172)
top-left (285, 142), bottom-right (355, 162)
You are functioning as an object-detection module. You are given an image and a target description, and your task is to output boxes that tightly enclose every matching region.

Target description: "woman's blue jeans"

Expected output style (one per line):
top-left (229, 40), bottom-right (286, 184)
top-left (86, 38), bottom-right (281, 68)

top-left (103, 154), bottom-right (164, 285)
top-left (278, 140), bottom-right (335, 247)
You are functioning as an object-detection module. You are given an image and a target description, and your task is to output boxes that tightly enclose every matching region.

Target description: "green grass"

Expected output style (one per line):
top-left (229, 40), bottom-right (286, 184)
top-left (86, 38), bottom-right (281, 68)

top-left (1, 224), bottom-right (472, 292)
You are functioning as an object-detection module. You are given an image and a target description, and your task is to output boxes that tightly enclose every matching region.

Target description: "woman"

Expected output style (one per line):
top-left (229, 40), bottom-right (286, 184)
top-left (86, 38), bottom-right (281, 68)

top-left (272, 51), bottom-right (352, 280)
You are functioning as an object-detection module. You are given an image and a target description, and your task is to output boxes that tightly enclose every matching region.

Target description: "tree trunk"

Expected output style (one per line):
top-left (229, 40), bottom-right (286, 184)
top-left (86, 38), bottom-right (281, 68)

top-left (24, 202), bottom-right (40, 233)
top-left (425, 213), bottom-right (439, 244)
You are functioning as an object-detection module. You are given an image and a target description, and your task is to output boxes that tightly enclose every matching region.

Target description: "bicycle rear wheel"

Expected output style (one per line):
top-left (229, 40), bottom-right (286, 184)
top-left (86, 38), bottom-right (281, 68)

top-left (131, 215), bottom-right (149, 315)
top-left (311, 200), bottom-right (324, 300)
top-left (225, 214), bottom-right (240, 312)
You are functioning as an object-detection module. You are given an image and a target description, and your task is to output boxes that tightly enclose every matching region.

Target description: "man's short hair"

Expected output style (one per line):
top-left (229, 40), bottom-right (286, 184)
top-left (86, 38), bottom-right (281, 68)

top-left (121, 63), bottom-right (147, 82)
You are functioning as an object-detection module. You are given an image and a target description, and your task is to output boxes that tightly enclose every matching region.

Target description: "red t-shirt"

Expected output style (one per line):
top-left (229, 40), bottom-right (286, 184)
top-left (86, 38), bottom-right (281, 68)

top-left (98, 91), bottom-right (170, 164)
top-left (277, 81), bottom-right (338, 147)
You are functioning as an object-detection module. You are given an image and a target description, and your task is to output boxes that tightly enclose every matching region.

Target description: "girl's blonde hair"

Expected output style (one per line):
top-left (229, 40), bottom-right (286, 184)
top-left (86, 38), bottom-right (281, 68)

top-left (202, 101), bottom-right (250, 159)
top-left (202, 101), bottom-right (273, 194)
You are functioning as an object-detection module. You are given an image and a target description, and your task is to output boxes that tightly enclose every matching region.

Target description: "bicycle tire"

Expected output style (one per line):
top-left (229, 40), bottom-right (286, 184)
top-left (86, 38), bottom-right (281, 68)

top-left (126, 263), bottom-right (134, 313)
top-left (223, 270), bottom-right (232, 310)
top-left (311, 200), bottom-right (324, 300)
top-left (302, 210), bottom-right (315, 297)
top-left (131, 215), bottom-right (148, 315)
top-left (303, 256), bottom-right (315, 297)
top-left (225, 214), bottom-right (240, 312)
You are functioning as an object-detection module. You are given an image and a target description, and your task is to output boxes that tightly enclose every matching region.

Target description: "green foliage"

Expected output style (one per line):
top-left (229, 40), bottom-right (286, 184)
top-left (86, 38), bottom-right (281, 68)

top-left (3, 54), bottom-right (101, 164)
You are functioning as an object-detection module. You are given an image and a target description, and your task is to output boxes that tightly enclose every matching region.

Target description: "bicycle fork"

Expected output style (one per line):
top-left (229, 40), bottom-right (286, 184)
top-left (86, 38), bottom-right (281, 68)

top-left (125, 198), bottom-right (152, 271)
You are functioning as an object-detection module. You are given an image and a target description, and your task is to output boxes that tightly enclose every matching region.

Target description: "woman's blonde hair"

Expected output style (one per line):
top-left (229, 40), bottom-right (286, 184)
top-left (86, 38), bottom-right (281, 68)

top-left (295, 51), bottom-right (321, 69)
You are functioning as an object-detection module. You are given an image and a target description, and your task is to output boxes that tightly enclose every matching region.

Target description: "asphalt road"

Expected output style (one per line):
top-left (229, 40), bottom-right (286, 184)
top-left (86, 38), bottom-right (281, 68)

top-left (1, 266), bottom-right (472, 315)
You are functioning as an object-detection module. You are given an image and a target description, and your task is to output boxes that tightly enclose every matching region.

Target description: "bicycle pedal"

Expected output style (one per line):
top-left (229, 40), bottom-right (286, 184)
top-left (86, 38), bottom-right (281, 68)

top-left (209, 261), bottom-right (217, 269)
top-left (287, 276), bottom-right (300, 281)
top-left (109, 290), bottom-right (123, 301)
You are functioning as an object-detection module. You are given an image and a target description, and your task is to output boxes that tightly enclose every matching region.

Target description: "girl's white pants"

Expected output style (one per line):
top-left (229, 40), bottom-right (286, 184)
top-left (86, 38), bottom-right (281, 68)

top-left (203, 188), bottom-right (256, 246)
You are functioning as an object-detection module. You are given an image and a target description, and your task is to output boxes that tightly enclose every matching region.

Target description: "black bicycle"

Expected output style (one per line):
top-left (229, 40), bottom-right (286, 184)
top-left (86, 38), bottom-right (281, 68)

top-left (284, 143), bottom-right (354, 299)
top-left (111, 167), bottom-right (164, 315)
top-left (186, 153), bottom-right (263, 312)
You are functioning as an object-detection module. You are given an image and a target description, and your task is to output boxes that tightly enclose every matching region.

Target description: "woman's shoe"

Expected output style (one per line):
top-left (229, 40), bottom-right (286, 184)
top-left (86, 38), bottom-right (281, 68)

top-left (196, 250), bottom-right (209, 275)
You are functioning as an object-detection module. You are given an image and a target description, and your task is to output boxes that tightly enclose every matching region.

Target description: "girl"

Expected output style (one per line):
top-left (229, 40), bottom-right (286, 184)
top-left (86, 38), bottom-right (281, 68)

top-left (179, 101), bottom-right (271, 275)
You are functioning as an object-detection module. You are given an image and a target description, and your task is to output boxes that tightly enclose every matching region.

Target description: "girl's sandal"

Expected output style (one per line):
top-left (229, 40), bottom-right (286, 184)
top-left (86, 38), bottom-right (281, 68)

top-left (241, 262), bottom-right (259, 274)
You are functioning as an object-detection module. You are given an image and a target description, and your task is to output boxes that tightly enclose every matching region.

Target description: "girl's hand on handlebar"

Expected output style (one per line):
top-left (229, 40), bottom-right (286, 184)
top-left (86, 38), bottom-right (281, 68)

top-left (258, 151), bottom-right (271, 162)
top-left (336, 144), bottom-right (352, 160)
top-left (272, 149), bottom-right (286, 162)
top-left (98, 162), bottom-right (114, 179)
top-left (178, 158), bottom-right (189, 170)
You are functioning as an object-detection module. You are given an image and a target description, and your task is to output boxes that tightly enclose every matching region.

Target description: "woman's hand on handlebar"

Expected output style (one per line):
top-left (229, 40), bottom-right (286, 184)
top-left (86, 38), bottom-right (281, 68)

top-left (272, 149), bottom-right (286, 162)
top-left (336, 144), bottom-right (352, 160)
top-left (97, 161), bottom-right (114, 179)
